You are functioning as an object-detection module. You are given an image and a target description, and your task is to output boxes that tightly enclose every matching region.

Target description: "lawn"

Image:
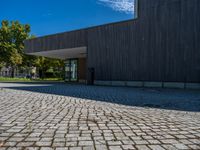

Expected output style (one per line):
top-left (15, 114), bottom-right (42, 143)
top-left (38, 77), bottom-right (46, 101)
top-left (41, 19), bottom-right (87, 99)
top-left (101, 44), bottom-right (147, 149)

top-left (0, 77), bottom-right (63, 82)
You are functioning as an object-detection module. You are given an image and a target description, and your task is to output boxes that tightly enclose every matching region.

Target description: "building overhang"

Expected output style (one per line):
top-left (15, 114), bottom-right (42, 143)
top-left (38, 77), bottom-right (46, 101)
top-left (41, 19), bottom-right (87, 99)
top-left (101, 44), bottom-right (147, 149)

top-left (24, 28), bottom-right (87, 60)
top-left (28, 46), bottom-right (87, 60)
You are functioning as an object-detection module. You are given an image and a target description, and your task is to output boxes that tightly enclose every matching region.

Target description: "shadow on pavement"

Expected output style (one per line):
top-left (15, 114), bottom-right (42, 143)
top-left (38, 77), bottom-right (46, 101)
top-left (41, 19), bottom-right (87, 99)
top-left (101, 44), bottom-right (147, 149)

top-left (1, 82), bottom-right (200, 112)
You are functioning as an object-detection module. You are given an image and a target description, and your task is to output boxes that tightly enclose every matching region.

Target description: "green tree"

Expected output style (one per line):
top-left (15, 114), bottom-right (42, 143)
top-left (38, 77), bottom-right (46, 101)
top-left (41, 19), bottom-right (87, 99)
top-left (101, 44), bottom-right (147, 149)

top-left (34, 56), bottom-right (64, 79)
top-left (0, 20), bottom-right (30, 77)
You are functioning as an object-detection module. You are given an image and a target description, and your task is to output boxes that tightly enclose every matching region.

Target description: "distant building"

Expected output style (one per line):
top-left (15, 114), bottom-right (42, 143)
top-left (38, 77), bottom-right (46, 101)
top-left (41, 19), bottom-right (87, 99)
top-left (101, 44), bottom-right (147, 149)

top-left (0, 66), bottom-right (37, 78)
top-left (0, 67), bottom-right (12, 77)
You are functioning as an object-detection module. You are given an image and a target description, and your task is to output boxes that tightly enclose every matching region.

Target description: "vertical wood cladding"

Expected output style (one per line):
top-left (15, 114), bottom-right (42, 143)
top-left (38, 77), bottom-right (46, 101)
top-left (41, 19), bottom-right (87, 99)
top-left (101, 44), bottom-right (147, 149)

top-left (87, 0), bottom-right (200, 83)
top-left (78, 58), bottom-right (87, 80)
top-left (24, 29), bottom-right (87, 53)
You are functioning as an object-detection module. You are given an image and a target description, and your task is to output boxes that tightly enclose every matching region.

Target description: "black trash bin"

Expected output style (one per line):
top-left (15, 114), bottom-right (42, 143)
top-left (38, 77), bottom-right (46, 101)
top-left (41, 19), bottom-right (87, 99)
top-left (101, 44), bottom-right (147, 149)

top-left (87, 67), bottom-right (95, 85)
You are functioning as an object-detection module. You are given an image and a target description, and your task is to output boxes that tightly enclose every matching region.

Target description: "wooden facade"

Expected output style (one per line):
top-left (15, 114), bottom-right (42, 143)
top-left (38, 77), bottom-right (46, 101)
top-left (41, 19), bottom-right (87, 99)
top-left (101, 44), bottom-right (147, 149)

top-left (24, 0), bottom-right (200, 83)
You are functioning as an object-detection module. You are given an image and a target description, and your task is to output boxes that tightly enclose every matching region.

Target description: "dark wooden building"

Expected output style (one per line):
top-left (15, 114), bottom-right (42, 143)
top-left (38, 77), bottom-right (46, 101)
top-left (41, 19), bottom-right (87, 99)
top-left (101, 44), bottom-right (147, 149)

top-left (24, 0), bottom-right (200, 88)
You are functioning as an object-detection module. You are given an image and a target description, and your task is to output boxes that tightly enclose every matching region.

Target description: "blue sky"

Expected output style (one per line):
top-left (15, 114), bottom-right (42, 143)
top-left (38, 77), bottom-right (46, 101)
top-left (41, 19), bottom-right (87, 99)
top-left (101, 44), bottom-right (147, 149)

top-left (0, 0), bottom-right (134, 36)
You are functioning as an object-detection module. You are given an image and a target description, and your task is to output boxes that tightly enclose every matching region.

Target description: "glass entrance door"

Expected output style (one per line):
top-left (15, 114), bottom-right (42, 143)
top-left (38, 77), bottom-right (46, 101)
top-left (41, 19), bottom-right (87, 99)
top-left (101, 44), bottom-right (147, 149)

top-left (65, 59), bottom-right (78, 82)
top-left (70, 59), bottom-right (78, 81)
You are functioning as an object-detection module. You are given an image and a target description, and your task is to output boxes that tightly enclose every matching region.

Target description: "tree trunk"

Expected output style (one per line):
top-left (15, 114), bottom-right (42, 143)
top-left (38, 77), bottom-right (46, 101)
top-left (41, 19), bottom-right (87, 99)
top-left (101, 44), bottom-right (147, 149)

top-left (39, 68), bottom-right (45, 79)
top-left (41, 69), bottom-right (45, 79)
top-left (11, 66), bottom-right (15, 78)
top-left (39, 69), bottom-right (42, 79)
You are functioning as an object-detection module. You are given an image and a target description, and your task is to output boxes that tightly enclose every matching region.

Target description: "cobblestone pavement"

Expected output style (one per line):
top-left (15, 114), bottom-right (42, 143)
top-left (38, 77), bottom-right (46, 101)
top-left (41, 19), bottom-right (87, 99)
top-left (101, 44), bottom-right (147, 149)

top-left (0, 83), bottom-right (200, 150)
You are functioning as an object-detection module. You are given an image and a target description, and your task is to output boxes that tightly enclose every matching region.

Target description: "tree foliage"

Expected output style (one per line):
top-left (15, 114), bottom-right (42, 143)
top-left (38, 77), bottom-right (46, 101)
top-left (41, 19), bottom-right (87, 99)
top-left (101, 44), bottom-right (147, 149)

top-left (34, 56), bottom-right (64, 78)
top-left (0, 20), bottom-right (30, 66)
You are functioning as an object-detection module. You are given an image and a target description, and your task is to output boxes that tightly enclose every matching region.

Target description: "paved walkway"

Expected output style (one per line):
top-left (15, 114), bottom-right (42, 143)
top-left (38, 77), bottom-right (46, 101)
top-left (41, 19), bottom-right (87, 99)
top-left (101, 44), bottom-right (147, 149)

top-left (0, 83), bottom-right (200, 150)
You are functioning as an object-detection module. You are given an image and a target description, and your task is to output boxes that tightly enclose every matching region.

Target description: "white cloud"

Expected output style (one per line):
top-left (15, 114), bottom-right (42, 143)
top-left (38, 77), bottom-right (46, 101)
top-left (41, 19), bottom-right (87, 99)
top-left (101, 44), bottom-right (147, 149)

top-left (98, 0), bottom-right (135, 14)
top-left (42, 12), bottom-right (53, 17)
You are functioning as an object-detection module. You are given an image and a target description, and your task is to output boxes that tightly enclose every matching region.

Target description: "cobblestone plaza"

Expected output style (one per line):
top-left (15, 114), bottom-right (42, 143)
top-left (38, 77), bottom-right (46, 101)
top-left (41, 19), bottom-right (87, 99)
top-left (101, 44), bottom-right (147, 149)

top-left (0, 83), bottom-right (200, 150)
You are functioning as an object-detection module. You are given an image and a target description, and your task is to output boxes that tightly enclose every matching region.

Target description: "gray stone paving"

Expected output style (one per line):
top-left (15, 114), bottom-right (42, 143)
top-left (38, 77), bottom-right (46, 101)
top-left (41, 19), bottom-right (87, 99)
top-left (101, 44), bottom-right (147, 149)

top-left (0, 83), bottom-right (200, 150)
